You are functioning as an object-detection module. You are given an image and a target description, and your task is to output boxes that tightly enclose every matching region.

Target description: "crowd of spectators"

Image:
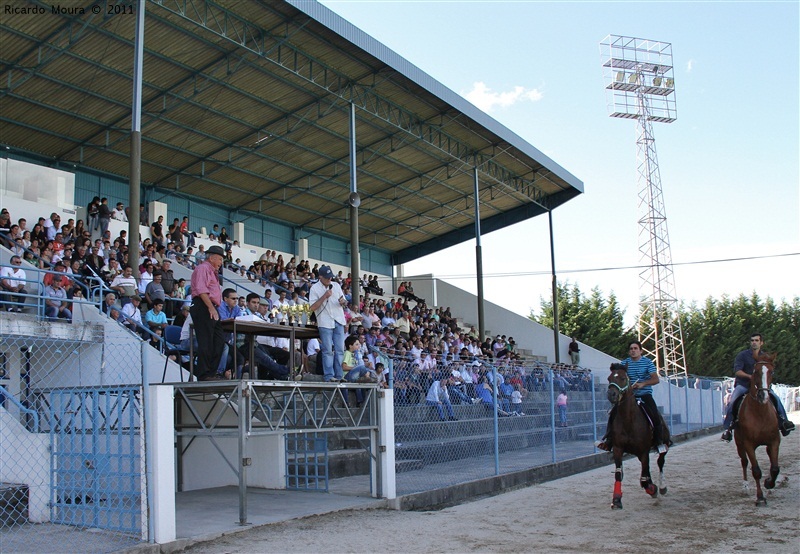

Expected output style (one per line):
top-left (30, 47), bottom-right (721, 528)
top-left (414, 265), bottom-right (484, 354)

top-left (3, 204), bottom-right (593, 408)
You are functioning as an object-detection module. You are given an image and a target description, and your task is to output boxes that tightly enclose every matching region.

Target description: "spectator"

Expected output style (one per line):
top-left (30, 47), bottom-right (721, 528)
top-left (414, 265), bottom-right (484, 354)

top-left (138, 261), bottom-right (154, 295)
top-left (120, 294), bottom-right (144, 334)
top-left (569, 337), bottom-right (580, 367)
top-left (150, 215), bottom-right (165, 247)
top-left (87, 197), bottom-right (100, 231)
top-left (111, 202), bottom-right (128, 221)
top-left (342, 334), bottom-right (378, 382)
top-left (111, 265), bottom-right (137, 303)
top-left (179, 216), bottom-right (194, 247)
top-left (145, 298), bottom-right (168, 333)
top-left (1, 256), bottom-right (28, 311)
top-left (425, 376), bottom-right (457, 421)
top-left (98, 198), bottom-right (111, 237)
top-left (511, 385), bottom-right (527, 416)
top-left (45, 278), bottom-right (71, 321)
top-left (139, 203), bottom-right (149, 227)
top-left (556, 389), bottom-right (567, 427)
top-left (101, 292), bottom-right (118, 318)
top-left (145, 270), bottom-right (166, 307)
top-left (173, 303), bottom-right (190, 329)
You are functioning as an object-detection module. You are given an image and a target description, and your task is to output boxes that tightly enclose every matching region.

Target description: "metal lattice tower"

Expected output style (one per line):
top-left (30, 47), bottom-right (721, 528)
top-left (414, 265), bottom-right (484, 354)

top-left (600, 35), bottom-right (687, 379)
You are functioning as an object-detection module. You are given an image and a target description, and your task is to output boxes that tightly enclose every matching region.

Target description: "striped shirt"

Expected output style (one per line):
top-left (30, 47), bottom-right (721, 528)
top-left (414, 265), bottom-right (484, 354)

top-left (620, 356), bottom-right (657, 397)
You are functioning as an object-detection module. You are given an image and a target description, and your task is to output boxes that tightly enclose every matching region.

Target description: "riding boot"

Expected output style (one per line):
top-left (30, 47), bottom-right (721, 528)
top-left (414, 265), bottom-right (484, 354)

top-left (595, 410), bottom-right (616, 451)
top-left (768, 395), bottom-right (796, 435)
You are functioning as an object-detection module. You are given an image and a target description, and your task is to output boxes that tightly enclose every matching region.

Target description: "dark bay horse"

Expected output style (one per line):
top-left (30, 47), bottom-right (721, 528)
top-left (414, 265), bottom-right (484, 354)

top-left (734, 352), bottom-right (780, 506)
top-left (606, 363), bottom-right (669, 509)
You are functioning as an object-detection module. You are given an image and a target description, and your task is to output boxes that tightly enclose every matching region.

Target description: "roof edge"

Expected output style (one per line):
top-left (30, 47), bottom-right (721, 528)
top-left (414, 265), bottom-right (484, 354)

top-left (287, 0), bottom-right (583, 193)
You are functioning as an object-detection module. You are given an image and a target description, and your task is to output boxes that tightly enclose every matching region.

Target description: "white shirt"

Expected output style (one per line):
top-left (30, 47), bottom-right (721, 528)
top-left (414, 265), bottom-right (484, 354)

top-left (121, 302), bottom-right (142, 325)
top-left (309, 280), bottom-right (346, 328)
top-left (306, 338), bottom-right (320, 356)
top-left (1, 266), bottom-right (26, 289)
top-left (111, 208), bottom-right (128, 221)
top-left (426, 380), bottom-right (450, 403)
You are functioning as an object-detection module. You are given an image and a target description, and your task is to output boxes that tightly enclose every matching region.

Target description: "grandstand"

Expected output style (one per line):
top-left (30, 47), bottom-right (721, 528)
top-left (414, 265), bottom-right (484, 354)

top-left (0, 2), bottom-right (724, 552)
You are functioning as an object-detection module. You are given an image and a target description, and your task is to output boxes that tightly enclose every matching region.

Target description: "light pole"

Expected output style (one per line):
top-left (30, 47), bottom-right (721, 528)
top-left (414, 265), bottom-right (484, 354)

top-left (600, 35), bottom-right (687, 379)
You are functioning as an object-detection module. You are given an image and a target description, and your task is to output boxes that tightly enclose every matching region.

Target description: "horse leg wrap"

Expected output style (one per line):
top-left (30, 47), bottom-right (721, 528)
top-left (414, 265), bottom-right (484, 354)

top-left (613, 480), bottom-right (622, 498)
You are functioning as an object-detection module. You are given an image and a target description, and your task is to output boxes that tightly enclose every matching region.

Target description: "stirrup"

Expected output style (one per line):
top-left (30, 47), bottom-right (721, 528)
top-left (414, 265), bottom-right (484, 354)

top-left (720, 429), bottom-right (732, 442)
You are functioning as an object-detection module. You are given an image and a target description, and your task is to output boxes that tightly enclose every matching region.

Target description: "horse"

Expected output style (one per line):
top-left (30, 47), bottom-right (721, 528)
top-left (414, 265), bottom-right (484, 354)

top-left (733, 352), bottom-right (780, 506)
top-left (606, 363), bottom-right (669, 509)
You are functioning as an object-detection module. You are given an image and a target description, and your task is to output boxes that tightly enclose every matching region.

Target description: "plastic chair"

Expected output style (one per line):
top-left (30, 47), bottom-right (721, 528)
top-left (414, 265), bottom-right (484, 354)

top-left (161, 325), bottom-right (190, 382)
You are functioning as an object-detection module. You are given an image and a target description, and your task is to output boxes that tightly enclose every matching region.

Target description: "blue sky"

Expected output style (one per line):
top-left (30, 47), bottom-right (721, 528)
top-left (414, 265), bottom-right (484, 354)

top-left (319, 1), bottom-right (800, 325)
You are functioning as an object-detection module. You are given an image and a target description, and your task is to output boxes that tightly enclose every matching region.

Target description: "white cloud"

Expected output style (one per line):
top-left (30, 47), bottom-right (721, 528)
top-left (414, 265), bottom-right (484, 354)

top-left (686, 59), bottom-right (694, 72)
top-left (463, 81), bottom-right (543, 112)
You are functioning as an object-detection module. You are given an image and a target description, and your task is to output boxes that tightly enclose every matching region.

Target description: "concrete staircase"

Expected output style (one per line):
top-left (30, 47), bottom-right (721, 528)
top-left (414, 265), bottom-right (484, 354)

top-left (0, 482), bottom-right (28, 526)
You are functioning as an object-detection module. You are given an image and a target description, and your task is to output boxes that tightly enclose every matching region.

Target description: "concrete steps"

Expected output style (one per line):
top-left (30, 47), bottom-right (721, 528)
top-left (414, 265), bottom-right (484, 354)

top-left (0, 482), bottom-right (28, 526)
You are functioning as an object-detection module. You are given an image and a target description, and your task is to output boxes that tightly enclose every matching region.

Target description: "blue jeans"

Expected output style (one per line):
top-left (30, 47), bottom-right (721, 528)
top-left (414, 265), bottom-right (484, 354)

top-left (558, 404), bottom-right (567, 424)
top-left (427, 399), bottom-right (455, 420)
top-left (344, 364), bottom-right (375, 382)
top-left (318, 323), bottom-right (345, 381)
top-left (46, 306), bottom-right (72, 321)
top-left (344, 364), bottom-right (376, 404)
top-left (724, 384), bottom-right (788, 429)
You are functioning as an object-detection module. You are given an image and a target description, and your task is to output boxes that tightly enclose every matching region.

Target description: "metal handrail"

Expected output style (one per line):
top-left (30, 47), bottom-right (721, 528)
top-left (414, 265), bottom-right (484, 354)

top-left (0, 384), bottom-right (40, 432)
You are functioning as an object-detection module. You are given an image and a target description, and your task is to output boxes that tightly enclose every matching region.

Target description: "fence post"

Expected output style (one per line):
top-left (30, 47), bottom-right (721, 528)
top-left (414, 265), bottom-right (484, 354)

top-left (492, 368), bottom-right (500, 476)
top-left (549, 368), bottom-right (556, 464)
top-left (591, 373), bottom-right (598, 444)
top-left (684, 379), bottom-right (690, 433)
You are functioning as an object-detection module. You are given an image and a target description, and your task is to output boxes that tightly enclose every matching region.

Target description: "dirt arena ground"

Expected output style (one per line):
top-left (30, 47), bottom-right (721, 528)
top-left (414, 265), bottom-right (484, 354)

top-left (182, 419), bottom-right (800, 554)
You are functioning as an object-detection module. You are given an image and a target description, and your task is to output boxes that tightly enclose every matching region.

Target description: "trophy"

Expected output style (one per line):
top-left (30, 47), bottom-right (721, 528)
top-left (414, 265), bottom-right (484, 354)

top-left (289, 304), bottom-right (302, 325)
top-left (269, 307), bottom-right (279, 322)
top-left (279, 304), bottom-right (289, 325)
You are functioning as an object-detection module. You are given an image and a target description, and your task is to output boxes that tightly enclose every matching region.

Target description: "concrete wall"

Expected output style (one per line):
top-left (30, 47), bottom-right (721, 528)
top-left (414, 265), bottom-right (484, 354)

top-left (0, 408), bottom-right (49, 522)
top-left (178, 399), bottom-right (286, 491)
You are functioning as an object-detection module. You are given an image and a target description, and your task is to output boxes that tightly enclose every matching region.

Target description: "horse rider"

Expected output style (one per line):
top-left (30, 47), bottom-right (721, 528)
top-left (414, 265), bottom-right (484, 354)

top-left (720, 333), bottom-right (795, 442)
top-left (596, 340), bottom-right (672, 454)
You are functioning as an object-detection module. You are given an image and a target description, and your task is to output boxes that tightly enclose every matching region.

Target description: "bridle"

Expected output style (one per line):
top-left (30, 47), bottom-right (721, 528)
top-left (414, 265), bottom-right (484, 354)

top-left (608, 372), bottom-right (630, 405)
top-left (749, 360), bottom-right (773, 402)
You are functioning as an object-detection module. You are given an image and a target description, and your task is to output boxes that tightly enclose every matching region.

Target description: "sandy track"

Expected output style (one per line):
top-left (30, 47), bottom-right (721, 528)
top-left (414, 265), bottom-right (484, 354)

top-left (182, 423), bottom-right (800, 554)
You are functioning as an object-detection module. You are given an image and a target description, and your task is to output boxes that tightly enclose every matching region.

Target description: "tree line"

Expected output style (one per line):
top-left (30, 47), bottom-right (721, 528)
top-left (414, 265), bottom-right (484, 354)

top-left (532, 283), bottom-right (800, 386)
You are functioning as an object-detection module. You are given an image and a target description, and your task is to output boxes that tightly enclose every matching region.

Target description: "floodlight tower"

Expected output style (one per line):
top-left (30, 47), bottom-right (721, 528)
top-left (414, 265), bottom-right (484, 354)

top-left (600, 35), bottom-right (687, 379)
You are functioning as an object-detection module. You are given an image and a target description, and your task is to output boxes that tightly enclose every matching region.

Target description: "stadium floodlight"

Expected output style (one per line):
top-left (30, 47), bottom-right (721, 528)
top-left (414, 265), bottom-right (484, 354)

top-left (600, 34), bottom-right (686, 380)
top-left (600, 35), bottom-right (677, 123)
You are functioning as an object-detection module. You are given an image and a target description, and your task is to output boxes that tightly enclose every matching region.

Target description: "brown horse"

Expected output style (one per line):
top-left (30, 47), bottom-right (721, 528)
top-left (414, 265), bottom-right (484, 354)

top-left (606, 363), bottom-right (669, 509)
top-left (734, 352), bottom-right (780, 506)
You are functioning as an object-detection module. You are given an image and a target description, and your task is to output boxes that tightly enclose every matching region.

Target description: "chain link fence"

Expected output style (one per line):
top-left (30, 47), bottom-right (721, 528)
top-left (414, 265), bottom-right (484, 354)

top-left (391, 358), bottom-right (723, 496)
top-left (1, 289), bottom-right (148, 553)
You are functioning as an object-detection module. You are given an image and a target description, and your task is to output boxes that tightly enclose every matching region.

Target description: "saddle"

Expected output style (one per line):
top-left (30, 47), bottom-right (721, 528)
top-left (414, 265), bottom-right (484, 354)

top-left (636, 399), bottom-right (657, 430)
top-left (732, 392), bottom-right (779, 425)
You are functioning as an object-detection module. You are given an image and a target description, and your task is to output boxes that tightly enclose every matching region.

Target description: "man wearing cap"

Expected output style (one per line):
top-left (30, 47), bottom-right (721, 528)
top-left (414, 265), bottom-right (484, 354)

top-left (121, 294), bottom-right (143, 333)
top-left (190, 244), bottom-right (226, 381)
top-left (309, 265), bottom-right (347, 382)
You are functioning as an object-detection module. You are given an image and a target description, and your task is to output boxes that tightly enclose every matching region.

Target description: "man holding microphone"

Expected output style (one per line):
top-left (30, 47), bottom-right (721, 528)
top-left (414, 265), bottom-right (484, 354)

top-left (309, 265), bottom-right (347, 382)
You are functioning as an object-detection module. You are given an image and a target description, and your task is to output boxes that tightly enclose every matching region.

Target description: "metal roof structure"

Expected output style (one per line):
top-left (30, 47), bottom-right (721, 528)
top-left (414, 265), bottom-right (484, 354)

top-left (0, 0), bottom-right (583, 265)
